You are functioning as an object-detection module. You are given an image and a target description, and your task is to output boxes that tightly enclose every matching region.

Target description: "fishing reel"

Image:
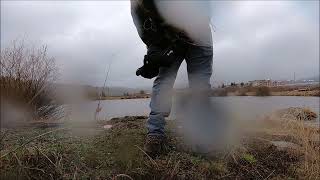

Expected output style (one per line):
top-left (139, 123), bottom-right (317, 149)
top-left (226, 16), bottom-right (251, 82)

top-left (136, 47), bottom-right (177, 79)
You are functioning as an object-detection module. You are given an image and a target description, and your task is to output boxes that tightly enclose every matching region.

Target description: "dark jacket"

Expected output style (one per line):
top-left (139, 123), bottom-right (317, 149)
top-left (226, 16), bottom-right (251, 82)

top-left (130, 0), bottom-right (192, 48)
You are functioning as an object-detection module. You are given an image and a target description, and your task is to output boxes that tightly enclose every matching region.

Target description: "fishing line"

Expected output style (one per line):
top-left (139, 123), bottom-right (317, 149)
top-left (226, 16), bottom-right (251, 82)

top-left (95, 54), bottom-right (114, 120)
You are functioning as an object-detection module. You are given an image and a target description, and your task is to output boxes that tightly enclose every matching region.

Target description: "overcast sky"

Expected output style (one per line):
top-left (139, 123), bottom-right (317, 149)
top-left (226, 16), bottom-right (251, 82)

top-left (1, 1), bottom-right (319, 88)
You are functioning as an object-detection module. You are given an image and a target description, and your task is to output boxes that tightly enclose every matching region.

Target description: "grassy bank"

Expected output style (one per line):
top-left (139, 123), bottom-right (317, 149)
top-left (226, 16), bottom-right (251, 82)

top-left (1, 115), bottom-right (319, 179)
top-left (211, 84), bottom-right (320, 97)
top-left (98, 94), bottom-right (151, 100)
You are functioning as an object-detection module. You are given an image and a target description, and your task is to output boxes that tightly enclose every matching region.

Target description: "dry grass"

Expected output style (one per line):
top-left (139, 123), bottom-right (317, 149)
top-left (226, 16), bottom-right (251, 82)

top-left (271, 90), bottom-right (320, 97)
top-left (211, 84), bottom-right (320, 97)
top-left (246, 108), bottom-right (320, 179)
top-left (274, 107), bottom-right (318, 121)
top-left (289, 121), bottom-right (319, 179)
top-left (272, 118), bottom-right (320, 179)
top-left (1, 113), bottom-right (319, 179)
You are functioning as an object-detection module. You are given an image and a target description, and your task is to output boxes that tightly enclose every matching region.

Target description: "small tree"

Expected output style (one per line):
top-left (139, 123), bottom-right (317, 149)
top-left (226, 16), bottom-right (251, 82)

top-left (255, 86), bottom-right (271, 96)
top-left (1, 39), bottom-right (61, 121)
top-left (139, 90), bottom-right (145, 94)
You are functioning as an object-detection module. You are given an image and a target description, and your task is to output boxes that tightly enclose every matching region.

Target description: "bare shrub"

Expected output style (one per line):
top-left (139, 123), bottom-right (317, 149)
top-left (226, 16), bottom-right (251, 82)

top-left (211, 88), bottom-right (228, 96)
top-left (237, 88), bottom-right (248, 96)
top-left (255, 86), bottom-right (271, 96)
top-left (275, 107), bottom-right (318, 121)
top-left (1, 39), bottom-right (61, 121)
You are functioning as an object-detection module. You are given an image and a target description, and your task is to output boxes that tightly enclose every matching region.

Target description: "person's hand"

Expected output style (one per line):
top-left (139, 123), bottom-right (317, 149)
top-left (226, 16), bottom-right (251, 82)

top-left (136, 46), bottom-right (178, 79)
top-left (136, 65), bottom-right (159, 79)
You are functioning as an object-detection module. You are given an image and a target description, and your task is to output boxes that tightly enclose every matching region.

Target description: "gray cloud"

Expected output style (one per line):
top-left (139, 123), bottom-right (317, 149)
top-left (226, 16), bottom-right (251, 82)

top-left (1, 1), bottom-right (319, 88)
top-left (211, 1), bottom-right (319, 84)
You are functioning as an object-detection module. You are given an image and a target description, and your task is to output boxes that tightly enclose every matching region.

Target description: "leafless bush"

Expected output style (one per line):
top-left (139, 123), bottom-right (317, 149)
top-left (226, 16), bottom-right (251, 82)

top-left (0, 39), bottom-right (62, 121)
top-left (255, 86), bottom-right (271, 96)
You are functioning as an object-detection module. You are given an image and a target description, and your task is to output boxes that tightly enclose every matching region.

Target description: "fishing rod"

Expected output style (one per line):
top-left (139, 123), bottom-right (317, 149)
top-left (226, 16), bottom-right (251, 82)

top-left (94, 54), bottom-right (114, 120)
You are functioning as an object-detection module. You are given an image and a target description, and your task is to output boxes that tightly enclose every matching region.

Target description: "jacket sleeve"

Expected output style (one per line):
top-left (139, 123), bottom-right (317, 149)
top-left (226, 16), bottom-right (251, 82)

top-left (130, 0), bottom-right (153, 47)
top-left (130, 0), bottom-right (190, 48)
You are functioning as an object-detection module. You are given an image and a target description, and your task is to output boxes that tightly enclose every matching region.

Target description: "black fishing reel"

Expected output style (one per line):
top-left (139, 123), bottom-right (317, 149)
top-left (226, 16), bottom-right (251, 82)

top-left (136, 47), bottom-right (177, 79)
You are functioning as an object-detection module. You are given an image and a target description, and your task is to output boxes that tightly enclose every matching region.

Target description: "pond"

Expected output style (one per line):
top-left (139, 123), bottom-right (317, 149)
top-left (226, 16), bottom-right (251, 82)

top-left (66, 96), bottom-right (319, 122)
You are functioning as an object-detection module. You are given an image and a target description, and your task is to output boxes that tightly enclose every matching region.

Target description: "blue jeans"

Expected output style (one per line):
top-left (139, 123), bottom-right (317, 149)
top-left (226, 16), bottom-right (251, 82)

top-left (147, 44), bottom-right (213, 136)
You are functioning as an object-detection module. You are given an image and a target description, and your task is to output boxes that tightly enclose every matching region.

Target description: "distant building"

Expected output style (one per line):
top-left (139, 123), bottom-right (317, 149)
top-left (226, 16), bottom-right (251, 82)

top-left (272, 81), bottom-right (285, 87)
top-left (249, 79), bottom-right (285, 87)
top-left (249, 80), bottom-right (272, 87)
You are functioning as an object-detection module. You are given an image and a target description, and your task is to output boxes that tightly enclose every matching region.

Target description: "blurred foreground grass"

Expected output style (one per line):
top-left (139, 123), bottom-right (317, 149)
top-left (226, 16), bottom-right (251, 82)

top-left (1, 113), bottom-right (319, 179)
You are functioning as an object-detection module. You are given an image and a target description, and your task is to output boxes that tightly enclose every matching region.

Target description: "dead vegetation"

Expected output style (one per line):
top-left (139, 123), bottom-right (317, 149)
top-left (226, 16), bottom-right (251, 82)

top-left (242, 107), bottom-right (320, 179)
top-left (264, 109), bottom-right (320, 179)
top-left (211, 84), bottom-right (320, 97)
top-left (0, 39), bottom-right (61, 124)
top-left (274, 107), bottom-right (318, 121)
top-left (1, 110), bottom-right (319, 179)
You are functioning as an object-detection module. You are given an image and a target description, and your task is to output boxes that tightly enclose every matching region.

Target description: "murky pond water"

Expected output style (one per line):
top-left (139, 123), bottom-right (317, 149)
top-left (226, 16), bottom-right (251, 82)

top-left (67, 96), bottom-right (319, 121)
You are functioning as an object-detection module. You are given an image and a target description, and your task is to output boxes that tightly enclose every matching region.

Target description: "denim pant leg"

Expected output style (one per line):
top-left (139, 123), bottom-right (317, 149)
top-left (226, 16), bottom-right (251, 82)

top-left (148, 58), bottom-right (183, 136)
top-left (185, 45), bottom-right (213, 90)
top-left (184, 45), bottom-right (216, 146)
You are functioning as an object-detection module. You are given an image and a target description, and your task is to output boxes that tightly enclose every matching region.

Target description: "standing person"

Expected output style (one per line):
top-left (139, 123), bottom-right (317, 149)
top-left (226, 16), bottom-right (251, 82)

top-left (131, 0), bottom-right (213, 156)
